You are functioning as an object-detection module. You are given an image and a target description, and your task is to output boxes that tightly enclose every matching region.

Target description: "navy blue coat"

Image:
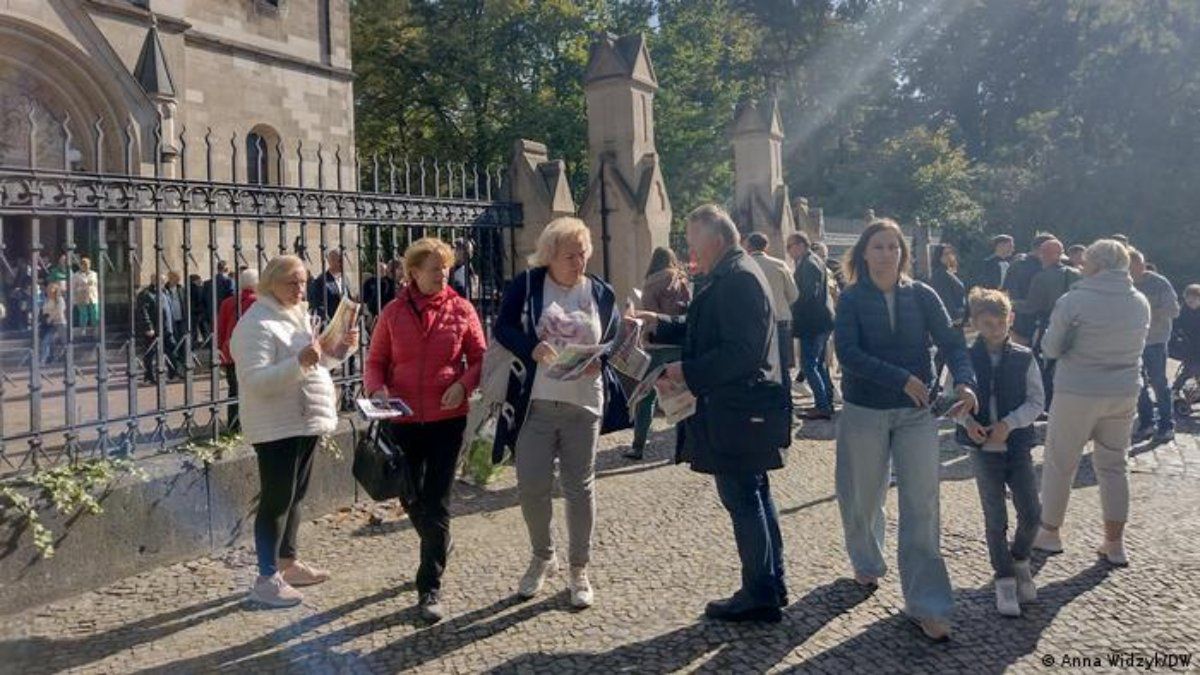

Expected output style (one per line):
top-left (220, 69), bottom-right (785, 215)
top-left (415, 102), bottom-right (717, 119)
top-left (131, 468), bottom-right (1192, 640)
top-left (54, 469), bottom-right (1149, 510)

top-left (490, 267), bottom-right (632, 462)
top-left (653, 248), bottom-right (786, 475)
top-left (834, 278), bottom-right (976, 410)
top-left (307, 271), bottom-right (345, 322)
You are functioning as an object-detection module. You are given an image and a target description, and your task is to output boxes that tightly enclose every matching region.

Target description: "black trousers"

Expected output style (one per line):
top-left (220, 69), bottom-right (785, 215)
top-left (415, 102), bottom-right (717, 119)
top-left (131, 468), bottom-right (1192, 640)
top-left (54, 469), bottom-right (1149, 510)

top-left (384, 417), bottom-right (468, 593)
top-left (253, 435), bottom-right (319, 577)
top-left (223, 364), bottom-right (240, 432)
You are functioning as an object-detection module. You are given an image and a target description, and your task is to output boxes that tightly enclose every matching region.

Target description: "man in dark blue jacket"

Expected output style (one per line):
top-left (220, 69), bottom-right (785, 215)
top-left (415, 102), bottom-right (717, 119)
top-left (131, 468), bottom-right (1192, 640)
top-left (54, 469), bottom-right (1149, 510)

top-left (636, 205), bottom-right (790, 623)
top-left (308, 249), bottom-right (347, 322)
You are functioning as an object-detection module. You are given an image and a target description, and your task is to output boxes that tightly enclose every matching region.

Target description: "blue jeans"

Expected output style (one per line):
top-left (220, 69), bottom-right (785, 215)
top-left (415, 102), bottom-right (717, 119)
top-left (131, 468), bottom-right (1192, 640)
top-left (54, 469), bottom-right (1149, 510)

top-left (970, 447), bottom-right (1041, 579)
top-left (713, 472), bottom-right (786, 606)
top-left (835, 403), bottom-right (953, 621)
top-left (39, 324), bottom-right (61, 365)
top-left (1137, 342), bottom-right (1173, 433)
top-left (799, 331), bottom-right (833, 410)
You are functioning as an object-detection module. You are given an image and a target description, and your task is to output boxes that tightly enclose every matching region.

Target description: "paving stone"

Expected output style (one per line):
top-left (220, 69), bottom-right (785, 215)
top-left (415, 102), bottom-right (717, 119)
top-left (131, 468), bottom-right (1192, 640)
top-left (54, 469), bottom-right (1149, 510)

top-left (0, 417), bottom-right (1198, 673)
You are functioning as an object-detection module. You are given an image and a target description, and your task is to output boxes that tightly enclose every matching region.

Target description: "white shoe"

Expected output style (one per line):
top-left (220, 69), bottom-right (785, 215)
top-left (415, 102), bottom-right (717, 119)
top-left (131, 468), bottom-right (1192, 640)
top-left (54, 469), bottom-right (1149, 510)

top-left (517, 555), bottom-right (558, 599)
top-left (249, 573), bottom-right (303, 608)
top-left (568, 565), bottom-right (594, 609)
top-left (1013, 560), bottom-right (1037, 602)
top-left (1096, 539), bottom-right (1128, 566)
top-left (995, 578), bottom-right (1021, 617)
top-left (1032, 527), bottom-right (1063, 554)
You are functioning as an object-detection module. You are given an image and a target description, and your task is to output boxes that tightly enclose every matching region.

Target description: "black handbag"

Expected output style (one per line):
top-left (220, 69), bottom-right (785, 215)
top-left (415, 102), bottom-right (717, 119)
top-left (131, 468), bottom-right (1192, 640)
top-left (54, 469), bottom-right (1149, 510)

top-left (353, 421), bottom-right (419, 505)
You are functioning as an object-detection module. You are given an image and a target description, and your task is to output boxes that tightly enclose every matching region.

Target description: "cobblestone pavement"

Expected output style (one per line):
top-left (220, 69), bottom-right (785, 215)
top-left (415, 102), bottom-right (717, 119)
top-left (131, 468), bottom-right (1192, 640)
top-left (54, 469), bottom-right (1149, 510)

top-left (1, 411), bottom-right (1198, 674)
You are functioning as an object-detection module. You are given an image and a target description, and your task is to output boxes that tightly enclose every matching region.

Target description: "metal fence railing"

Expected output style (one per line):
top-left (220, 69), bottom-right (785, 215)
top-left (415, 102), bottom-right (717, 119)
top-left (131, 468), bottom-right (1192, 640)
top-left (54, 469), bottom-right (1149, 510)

top-left (0, 111), bottom-right (522, 476)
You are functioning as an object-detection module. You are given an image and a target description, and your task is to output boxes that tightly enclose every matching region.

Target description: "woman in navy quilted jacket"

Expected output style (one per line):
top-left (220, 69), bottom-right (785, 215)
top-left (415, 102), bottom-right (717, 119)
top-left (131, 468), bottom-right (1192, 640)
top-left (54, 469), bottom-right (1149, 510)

top-left (833, 219), bottom-right (978, 642)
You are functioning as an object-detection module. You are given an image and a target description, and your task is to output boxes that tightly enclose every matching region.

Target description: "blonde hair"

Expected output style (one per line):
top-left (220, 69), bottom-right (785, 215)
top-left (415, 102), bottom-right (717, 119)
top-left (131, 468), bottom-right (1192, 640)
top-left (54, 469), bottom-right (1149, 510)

top-left (968, 286), bottom-right (1012, 319)
top-left (1084, 239), bottom-right (1130, 272)
top-left (528, 217), bottom-right (593, 268)
top-left (258, 255), bottom-right (307, 300)
top-left (404, 237), bottom-right (454, 283)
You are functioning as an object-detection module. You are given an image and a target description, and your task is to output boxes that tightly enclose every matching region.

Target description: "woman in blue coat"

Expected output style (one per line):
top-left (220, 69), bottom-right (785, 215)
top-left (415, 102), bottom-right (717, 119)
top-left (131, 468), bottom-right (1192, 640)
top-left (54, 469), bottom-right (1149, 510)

top-left (834, 219), bottom-right (978, 642)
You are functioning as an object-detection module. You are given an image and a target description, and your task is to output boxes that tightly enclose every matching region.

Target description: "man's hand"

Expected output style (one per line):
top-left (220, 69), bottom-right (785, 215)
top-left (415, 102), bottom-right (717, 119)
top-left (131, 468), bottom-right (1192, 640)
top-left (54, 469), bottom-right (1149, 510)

top-left (625, 309), bottom-right (661, 333)
top-left (440, 382), bottom-right (466, 409)
top-left (662, 361), bottom-right (685, 386)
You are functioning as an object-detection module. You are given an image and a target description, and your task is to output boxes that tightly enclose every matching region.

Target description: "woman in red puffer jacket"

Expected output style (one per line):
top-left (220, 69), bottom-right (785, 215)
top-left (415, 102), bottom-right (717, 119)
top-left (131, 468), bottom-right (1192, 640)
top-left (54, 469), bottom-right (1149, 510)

top-left (364, 237), bottom-right (486, 623)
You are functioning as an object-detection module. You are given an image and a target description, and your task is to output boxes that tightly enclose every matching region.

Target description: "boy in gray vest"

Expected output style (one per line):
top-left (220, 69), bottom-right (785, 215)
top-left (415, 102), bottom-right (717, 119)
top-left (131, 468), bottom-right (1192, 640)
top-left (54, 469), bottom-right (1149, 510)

top-left (956, 288), bottom-right (1045, 617)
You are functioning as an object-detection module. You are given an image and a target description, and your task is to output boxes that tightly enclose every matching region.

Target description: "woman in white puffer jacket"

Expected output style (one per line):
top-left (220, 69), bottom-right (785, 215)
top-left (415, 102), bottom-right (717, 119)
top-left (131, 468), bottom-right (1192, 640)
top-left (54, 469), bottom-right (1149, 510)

top-left (230, 254), bottom-right (358, 607)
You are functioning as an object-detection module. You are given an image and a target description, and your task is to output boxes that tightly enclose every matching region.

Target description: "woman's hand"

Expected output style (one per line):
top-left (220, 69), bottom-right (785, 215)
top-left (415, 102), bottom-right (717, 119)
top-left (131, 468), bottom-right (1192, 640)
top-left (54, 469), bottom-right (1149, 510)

top-left (343, 328), bottom-right (360, 352)
top-left (946, 383), bottom-right (979, 418)
top-left (583, 361), bottom-right (602, 378)
top-left (903, 376), bottom-right (930, 408)
top-left (298, 338), bottom-right (321, 369)
top-left (440, 382), bottom-right (466, 409)
top-left (532, 341), bottom-right (558, 365)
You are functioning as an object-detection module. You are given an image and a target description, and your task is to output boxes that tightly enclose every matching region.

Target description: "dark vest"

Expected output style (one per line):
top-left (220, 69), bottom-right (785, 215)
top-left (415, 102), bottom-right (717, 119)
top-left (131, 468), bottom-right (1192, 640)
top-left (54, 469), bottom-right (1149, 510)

top-left (956, 338), bottom-right (1036, 451)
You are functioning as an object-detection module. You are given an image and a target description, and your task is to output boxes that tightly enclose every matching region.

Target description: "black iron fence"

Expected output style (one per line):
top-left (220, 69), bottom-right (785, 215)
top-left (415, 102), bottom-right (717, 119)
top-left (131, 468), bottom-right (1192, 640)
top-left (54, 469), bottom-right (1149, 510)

top-left (0, 111), bottom-right (521, 476)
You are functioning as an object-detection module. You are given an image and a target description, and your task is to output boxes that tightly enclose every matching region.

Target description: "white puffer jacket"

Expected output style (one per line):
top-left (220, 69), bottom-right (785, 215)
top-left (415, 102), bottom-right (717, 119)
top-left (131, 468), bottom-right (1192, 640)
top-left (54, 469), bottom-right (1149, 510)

top-left (230, 295), bottom-right (345, 445)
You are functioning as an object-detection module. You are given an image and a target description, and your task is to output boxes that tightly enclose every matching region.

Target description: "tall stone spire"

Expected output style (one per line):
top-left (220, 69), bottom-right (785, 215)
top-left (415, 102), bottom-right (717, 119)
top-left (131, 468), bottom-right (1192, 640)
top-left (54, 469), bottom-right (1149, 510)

top-left (578, 32), bottom-right (672, 300)
top-left (732, 96), bottom-right (794, 256)
top-left (133, 19), bottom-right (175, 100)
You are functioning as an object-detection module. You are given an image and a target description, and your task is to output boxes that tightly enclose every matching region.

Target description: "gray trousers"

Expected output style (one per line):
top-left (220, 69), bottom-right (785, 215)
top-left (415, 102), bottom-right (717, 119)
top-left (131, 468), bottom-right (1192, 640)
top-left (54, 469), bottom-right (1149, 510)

top-left (515, 400), bottom-right (601, 567)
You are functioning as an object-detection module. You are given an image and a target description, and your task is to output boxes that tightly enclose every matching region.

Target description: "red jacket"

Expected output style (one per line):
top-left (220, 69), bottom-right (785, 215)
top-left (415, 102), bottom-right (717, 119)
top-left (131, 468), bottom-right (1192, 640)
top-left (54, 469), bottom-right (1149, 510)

top-left (217, 289), bottom-right (257, 365)
top-left (364, 285), bottom-right (486, 423)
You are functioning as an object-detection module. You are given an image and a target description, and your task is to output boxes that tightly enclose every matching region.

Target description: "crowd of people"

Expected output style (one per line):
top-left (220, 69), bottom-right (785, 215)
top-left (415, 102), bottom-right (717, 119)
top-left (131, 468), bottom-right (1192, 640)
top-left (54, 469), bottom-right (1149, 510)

top-left (224, 211), bottom-right (1200, 641)
top-left (19, 209), bottom-right (1194, 641)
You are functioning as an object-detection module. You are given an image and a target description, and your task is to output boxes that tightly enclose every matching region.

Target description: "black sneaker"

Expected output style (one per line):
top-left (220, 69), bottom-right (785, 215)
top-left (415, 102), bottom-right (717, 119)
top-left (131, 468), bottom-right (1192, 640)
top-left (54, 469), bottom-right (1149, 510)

top-left (418, 589), bottom-right (446, 623)
top-left (704, 595), bottom-right (782, 623)
top-left (622, 447), bottom-right (644, 460)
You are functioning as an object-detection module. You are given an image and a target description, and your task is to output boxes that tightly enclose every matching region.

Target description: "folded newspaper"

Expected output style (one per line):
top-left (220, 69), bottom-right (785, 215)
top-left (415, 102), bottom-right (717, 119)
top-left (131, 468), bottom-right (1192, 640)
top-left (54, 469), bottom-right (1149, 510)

top-left (318, 296), bottom-right (361, 359)
top-left (356, 397), bottom-right (413, 421)
top-left (609, 315), bottom-right (651, 380)
top-left (626, 361), bottom-right (696, 425)
top-left (544, 342), bottom-right (611, 380)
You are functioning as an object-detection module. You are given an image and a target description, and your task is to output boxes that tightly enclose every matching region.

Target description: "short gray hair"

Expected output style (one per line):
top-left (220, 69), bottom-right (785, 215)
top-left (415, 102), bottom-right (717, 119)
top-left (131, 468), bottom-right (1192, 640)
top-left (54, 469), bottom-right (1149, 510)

top-left (239, 268), bottom-right (259, 289)
top-left (1084, 239), bottom-right (1130, 272)
top-left (687, 204), bottom-right (739, 246)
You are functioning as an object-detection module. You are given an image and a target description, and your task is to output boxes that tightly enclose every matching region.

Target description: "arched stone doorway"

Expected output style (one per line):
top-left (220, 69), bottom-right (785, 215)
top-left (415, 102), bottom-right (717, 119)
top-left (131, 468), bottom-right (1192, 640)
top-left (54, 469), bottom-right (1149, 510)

top-left (0, 13), bottom-right (157, 332)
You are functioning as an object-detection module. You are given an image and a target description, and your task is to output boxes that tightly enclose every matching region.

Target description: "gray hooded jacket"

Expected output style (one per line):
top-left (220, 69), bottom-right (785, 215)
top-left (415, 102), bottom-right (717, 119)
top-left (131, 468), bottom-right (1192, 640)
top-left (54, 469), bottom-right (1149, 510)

top-left (1041, 269), bottom-right (1150, 398)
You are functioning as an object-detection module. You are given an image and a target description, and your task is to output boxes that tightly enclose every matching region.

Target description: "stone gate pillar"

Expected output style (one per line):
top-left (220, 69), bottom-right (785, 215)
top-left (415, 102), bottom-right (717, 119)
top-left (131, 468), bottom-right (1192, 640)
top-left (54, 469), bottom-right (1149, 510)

top-left (578, 32), bottom-right (672, 301)
top-left (732, 97), bottom-right (794, 258)
top-left (506, 139), bottom-right (577, 274)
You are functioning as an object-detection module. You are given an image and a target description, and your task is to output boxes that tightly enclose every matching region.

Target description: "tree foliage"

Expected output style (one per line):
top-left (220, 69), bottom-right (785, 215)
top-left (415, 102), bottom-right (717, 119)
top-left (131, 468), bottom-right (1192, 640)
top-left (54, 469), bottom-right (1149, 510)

top-left (353, 0), bottom-right (1200, 285)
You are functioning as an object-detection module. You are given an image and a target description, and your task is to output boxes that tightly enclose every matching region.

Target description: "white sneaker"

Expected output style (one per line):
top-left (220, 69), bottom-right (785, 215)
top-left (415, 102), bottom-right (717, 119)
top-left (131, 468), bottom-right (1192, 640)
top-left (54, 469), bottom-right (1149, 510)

top-left (1013, 560), bottom-right (1038, 602)
top-left (1032, 527), bottom-right (1063, 554)
top-left (1096, 539), bottom-right (1128, 566)
top-left (568, 565), bottom-right (594, 609)
top-left (517, 555), bottom-right (558, 599)
top-left (995, 578), bottom-right (1021, 617)
top-left (249, 573), bottom-right (303, 608)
